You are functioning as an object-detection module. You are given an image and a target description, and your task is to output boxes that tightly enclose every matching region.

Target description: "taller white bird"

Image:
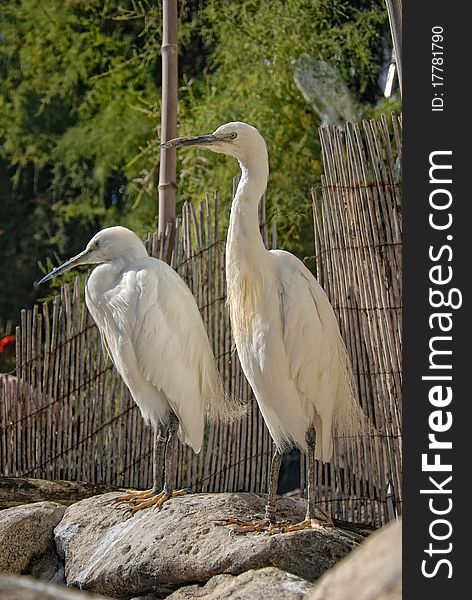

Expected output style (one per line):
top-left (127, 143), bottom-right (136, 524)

top-left (164, 122), bottom-right (363, 531)
top-left (37, 226), bottom-right (238, 512)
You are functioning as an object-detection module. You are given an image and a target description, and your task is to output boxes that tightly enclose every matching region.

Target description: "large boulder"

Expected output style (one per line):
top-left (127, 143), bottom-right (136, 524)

top-left (0, 575), bottom-right (111, 599)
top-left (55, 492), bottom-right (361, 598)
top-left (0, 502), bottom-right (66, 580)
top-left (165, 567), bottom-right (315, 600)
top-left (309, 518), bottom-right (401, 600)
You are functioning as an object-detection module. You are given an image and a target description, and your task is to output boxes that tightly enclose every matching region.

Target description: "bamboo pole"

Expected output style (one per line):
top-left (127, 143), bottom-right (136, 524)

top-left (158, 0), bottom-right (178, 237)
top-left (385, 0), bottom-right (402, 95)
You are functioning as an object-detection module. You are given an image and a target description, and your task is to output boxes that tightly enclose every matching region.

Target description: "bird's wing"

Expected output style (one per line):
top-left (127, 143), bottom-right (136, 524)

top-left (270, 249), bottom-right (358, 460)
top-left (125, 259), bottom-right (209, 452)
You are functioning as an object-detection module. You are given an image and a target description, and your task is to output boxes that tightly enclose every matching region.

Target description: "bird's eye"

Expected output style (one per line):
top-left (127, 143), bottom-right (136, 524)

top-left (229, 132), bottom-right (237, 140)
top-left (94, 241), bottom-right (100, 248)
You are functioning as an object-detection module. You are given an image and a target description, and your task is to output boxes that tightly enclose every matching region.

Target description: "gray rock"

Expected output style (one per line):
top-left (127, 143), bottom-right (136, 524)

top-left (28, 548), bottom-right (65, 584)
top-left (55, 492), bottom-right (361, 598)
top-left (0, 575), bottom-right (111, 599)
top-left (309, 519), bottom-right (402, 600)
top-left (166, 567), bottom-right (314, 600)
top-left (0, 501), bottom-right (66, 579)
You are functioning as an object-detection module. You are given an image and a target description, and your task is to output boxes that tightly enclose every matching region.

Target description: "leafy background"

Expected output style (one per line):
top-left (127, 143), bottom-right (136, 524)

top-left (0, 0), bottom-right (399, 345)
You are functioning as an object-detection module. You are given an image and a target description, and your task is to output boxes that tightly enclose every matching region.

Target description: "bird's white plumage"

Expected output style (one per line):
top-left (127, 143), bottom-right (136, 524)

top-left (207, 122), bottom-right (361, 461)
top-left (270, 249), bottom-right (357, 459)
top-left (46, 225), bottom-right (234, 454)
top-left (86, 258), bottom-right (203, 450)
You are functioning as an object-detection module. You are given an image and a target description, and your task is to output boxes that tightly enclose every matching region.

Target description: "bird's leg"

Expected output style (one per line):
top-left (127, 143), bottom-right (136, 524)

top-left (161, 413), bottom-right (179, 499)
top-left (152, 424), bottom-right (168, 492)
top-left (279, 426), bottom-right (333, 533)
top-left (113, 424), bottom-right (168, 506)
top-left (217, 449), bottom-right (289, 534)
top-left (305, 426), bottom-right (318, 521)
top-left (265, 449), bottom-right (282, 522)
top-left (133, 414), bottom-right (187, 512)
top-left (113, 417), bottom-right (186, 513)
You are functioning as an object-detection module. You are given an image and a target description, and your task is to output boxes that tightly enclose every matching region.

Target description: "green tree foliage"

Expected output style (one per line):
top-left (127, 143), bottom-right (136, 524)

top-left (0, 0), bottom-right (161, 323)
top-left (0, 0), bottom-right (397, 327)
top-left (175, 0), bottom-right (393, 252)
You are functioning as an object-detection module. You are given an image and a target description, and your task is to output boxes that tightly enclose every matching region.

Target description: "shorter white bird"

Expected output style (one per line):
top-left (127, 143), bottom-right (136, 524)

top-left (37, 226), bottom-right (238, 511)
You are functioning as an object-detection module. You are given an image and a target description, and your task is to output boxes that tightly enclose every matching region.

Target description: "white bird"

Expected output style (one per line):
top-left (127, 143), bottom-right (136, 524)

top-left (37, 226), bottom-right (238, 512)
top-left (163, 122), bottom-right (363, 531)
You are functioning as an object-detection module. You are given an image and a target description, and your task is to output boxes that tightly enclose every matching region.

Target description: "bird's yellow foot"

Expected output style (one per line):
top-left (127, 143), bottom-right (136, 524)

top-left (273, 514), bottom-right (334, 534)
top-left (213, 516), bottom-right (291, 535)
top-left (114, 488), bottom-right (156, 503)
top-left (113, 488), bottom-right (186, 514)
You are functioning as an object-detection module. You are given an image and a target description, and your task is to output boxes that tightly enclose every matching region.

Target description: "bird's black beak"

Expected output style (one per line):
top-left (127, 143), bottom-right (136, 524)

top-left (35, 250), bottom-right (89, 287)
top-left (160, 134), bottom-right (219, 149)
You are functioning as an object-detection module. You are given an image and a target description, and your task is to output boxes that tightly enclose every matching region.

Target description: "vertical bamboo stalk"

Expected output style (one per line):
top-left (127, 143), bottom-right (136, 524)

top-left (158, 0), bottom-right (178, 236)
top-left (385, 0), bottom-right (402, 94)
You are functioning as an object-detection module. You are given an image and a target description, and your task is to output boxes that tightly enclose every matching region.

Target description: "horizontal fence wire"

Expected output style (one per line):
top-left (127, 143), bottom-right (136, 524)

top-left (0, 114), bottom-right (402, 527)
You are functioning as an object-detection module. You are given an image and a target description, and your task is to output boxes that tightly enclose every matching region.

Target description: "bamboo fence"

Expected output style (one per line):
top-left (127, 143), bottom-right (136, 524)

top-left (0, 196), bottom-right (276, 497)
top-left (309, 113), bottom-right (402, 524)
top-left (0, 114), bottom-right (402, 527)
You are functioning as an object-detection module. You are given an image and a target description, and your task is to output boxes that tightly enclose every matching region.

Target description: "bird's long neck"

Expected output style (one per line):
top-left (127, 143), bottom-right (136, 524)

top-left (225, 154), bottom-right (270, 329)
top-left (226, 157), bottom-right (269, 265)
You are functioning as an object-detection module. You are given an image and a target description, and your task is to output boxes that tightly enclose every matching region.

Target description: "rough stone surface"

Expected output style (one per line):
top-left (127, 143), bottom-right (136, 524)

top-left (166, 567), bottom-right (315, 600)
top-left (0, 575), bottom-right (111, 599)
top-left (0, 501), bottom-right (66, 578)
top-left (55, 492), bottom-right (361, 598)
top-left (0, 476), bottom-right (121, 510)
top-left (309, 518), bottom-right (401, 600)
top-left (27, 548), bottom-right (65, 584)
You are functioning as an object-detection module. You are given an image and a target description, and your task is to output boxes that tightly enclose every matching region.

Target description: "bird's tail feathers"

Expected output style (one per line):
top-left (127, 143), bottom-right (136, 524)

top-left (201, 353), bottom-right (248, 423)
top-left (333, 333), bottom-right (370, 440)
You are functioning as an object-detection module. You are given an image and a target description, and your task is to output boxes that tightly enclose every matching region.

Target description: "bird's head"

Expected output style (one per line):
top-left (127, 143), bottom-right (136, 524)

top-left (161, 121), bottom-right (268, 167)
top-left (36, 226), bottom-right (147, 286)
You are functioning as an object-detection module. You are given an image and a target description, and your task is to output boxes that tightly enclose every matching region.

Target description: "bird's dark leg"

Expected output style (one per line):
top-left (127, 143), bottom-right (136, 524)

top-left (216, 448), bottom-right (287, 534)
top-left (264, 448), bottom-right (283, 522)
top-left (152, 424), bottom-right (167, 493)
top-left (135, 413), bottom-right (187, 511)
top-left (305, 426), bottom-right (333, 525)
top-left (279, 426), bottom-right (333, 532)
top-left (162, 413), bottom-right (179, 498)
top-left (112, 422), bottom-right (167, 507)
top-left (113, 415), bottom-right (186, 513)
top-left (305, 426), bottom-right (317, 521)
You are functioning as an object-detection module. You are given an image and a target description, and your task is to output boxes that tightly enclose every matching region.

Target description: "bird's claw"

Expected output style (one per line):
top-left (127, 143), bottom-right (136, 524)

top-left (212, 508), bottom-right (333, 535)
top-left (113, 488), bottom-right (155, 504)
top-left (111, 488), bottom-right (187, 514)
top-left (213, 516), bottom-right (291, 535)
top-left (273, 516), bottom-right (334, 533)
